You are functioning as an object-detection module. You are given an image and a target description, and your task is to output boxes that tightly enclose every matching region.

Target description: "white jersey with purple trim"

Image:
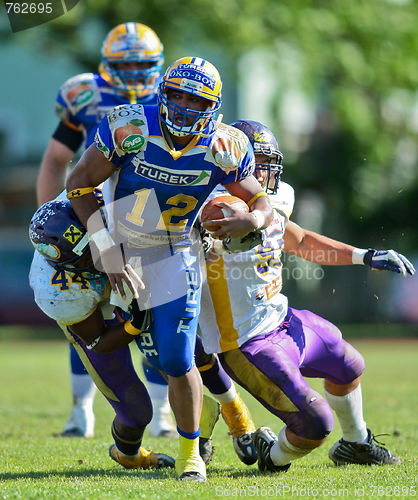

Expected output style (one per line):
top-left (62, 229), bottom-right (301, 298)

top-left (29, 189), bottom-right (113, 329)
top-left (199, 182), bottom-right (295, 354)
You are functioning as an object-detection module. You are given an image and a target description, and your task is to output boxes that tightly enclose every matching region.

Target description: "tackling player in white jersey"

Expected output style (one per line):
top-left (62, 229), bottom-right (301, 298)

top-left (198, 120), bottom-right (415, 472)
top-left (29, 196), bottom-right (175, 471)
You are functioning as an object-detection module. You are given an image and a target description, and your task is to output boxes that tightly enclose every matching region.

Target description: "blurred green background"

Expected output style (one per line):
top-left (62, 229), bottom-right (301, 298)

top-left (0, 0), bottom-right (417, 330)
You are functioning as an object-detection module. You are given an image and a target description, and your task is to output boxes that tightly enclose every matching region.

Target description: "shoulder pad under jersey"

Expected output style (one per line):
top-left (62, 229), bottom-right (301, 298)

top-left (106, 103), bottom-right (149, 156)
top-left (269, 182), bottom-right (295, 222)
top-left (56, 73), bottom-right (98, 121)
top-left (206, 122), bottom-right (250, 174)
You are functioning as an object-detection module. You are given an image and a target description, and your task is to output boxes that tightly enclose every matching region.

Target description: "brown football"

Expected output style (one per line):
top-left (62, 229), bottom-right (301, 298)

top-left (201, 195), bottom-right (249, 233)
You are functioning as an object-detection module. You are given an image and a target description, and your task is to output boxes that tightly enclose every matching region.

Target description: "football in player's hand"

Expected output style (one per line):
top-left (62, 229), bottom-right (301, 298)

top-left (201, 195), bottom-right (249, 233)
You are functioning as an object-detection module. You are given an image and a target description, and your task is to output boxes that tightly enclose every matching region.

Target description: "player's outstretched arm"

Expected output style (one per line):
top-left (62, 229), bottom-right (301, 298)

top-left (283, 221), bottom-right (415, 276)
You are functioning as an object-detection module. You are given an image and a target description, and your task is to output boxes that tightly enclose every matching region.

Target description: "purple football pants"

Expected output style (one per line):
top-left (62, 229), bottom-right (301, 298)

top-left (219, 307), bottom-right (365, 440)
top-left (66, 317), bottom-right (152, 430)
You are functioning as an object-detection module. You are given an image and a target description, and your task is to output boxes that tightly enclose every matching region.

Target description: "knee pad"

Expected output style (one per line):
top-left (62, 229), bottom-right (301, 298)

top-left (288, 392), bottom-right (334, 440)
top-left (196, 350), bottom-right (215, 370)
top-left (194, 334), bottom-right (214, 368)
top-left (339, 341), bottom-right (366, 384)
top-left (160, 354), bottom-right (194, 377)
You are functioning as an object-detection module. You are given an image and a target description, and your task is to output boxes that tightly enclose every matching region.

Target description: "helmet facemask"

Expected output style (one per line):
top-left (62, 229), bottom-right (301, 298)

top-left (157, 57), bottom-right (222, 138)
top-left (103, 58), bottom-right (163, 101)
top-left (254, 146), bottom-right (283, 195)
top-left (158, 84), bottom-right (220, 137)
top-left (100, 23), bottom-right (164, 102)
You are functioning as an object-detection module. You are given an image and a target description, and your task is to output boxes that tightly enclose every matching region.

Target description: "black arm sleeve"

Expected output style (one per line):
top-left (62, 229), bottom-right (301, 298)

top-left (52, 121), bottom-right (84, 153)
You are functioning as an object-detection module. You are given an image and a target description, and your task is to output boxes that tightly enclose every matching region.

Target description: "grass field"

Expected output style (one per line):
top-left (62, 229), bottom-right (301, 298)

top-left (0, 329), bottom-right (417, 499)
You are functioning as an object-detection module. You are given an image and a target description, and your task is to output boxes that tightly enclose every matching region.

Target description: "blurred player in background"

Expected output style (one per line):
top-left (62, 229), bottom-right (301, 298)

top-left (66, 57), bottom-right (273, 481)
top-left (198, 120), bottom-right (415, 472)
top-left (35, 22), bottom-right (175, 439)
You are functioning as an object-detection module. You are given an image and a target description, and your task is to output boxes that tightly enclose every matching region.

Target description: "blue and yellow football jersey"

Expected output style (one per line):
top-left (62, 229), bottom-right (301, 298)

top-left (95, 103), bottom-right (255, 248)
top-left (55, 73), bottom-right (158, 150)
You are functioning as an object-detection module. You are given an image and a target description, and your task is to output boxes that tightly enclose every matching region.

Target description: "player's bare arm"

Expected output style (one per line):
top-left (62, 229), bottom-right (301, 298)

top-left (207, 176), bottom-right (273, 239)
top-left (283, 220), bottom-right (415, 275)
top-left (283, 220), bottom-right (354, 265)
top-left (68, 307), bottom-right (134, 353)
top-left (37, 138), bottom-right (75, 206)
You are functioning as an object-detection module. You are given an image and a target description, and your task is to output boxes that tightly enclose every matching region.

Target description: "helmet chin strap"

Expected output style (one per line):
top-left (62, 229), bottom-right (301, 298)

top-left (198, 114), bottom-right (223, 138)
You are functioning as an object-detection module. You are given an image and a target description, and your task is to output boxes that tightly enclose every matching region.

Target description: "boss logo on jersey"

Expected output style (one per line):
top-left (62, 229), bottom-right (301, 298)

top-left (63, 225), bottom-right (83, 244)
top-left (108, 104), bottom-right (145, 124)
top-left (133, 158), bottom-right (211, 186)
top-left (169, 67), bottom-right (216, 90)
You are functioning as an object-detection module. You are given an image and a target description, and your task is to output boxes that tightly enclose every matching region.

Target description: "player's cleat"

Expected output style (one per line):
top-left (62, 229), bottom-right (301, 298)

top-left (221, 393), bottom-right (257, 465)
top-left (109, 443), bottom-right (175, 469)
top-left (199, 394), bottom-right (221, 465)
top-left (199, 438), bottom-right (214, 466)
top-left (252, 427), bottom-right (291, 473)
top-left (328, 428), bottom-right (401, 466)
top-left (59, 402), bottom-right (94, 438)
top-left (147, 399), bottom-right (178, 438)
top-left (176, 455), bottom-right (206, 482)
top-left (178, 471), bottom-right (206, 482)
top-left (233, 432), bottom-right (258, 465)
top-left (60, 428), bottom-right (87, 437)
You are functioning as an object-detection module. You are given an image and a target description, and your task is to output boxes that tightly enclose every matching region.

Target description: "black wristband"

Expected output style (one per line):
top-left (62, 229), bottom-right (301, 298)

top-left (363, 249), bottom-right (376, 267)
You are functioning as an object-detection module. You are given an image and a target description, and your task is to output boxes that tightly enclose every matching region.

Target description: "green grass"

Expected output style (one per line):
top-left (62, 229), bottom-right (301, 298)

top-left (0, 330), bottom-right (417, 499)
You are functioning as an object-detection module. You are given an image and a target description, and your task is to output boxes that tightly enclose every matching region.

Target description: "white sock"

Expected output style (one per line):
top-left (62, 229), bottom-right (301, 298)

top-left (147, 380), bottom-right (169, 401)
top-left (324, 384), bottom-right (368, 443)
top-left (213, 384), bottom-right (237, 403)
top-left (71, 373), bottom-right (96, 407)
top-left (270, 427), bottom-right (312, 466)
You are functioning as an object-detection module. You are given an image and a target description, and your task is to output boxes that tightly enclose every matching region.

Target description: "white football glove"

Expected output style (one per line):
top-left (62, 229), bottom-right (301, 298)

top-left (363, 249), bottom-right (415, 277)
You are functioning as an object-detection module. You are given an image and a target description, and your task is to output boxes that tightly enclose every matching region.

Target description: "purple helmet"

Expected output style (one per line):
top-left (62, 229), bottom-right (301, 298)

top-left (29, 198), bottom-right (102, 276)
top-left (230, 120), bottom-right (283, 194)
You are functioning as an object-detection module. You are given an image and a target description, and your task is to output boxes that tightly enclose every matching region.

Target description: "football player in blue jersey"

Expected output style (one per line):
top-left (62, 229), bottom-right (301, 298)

top-left (35, 23), bottom-right (176, 439)
top-left (66, 56), bottom-right (274, 481)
